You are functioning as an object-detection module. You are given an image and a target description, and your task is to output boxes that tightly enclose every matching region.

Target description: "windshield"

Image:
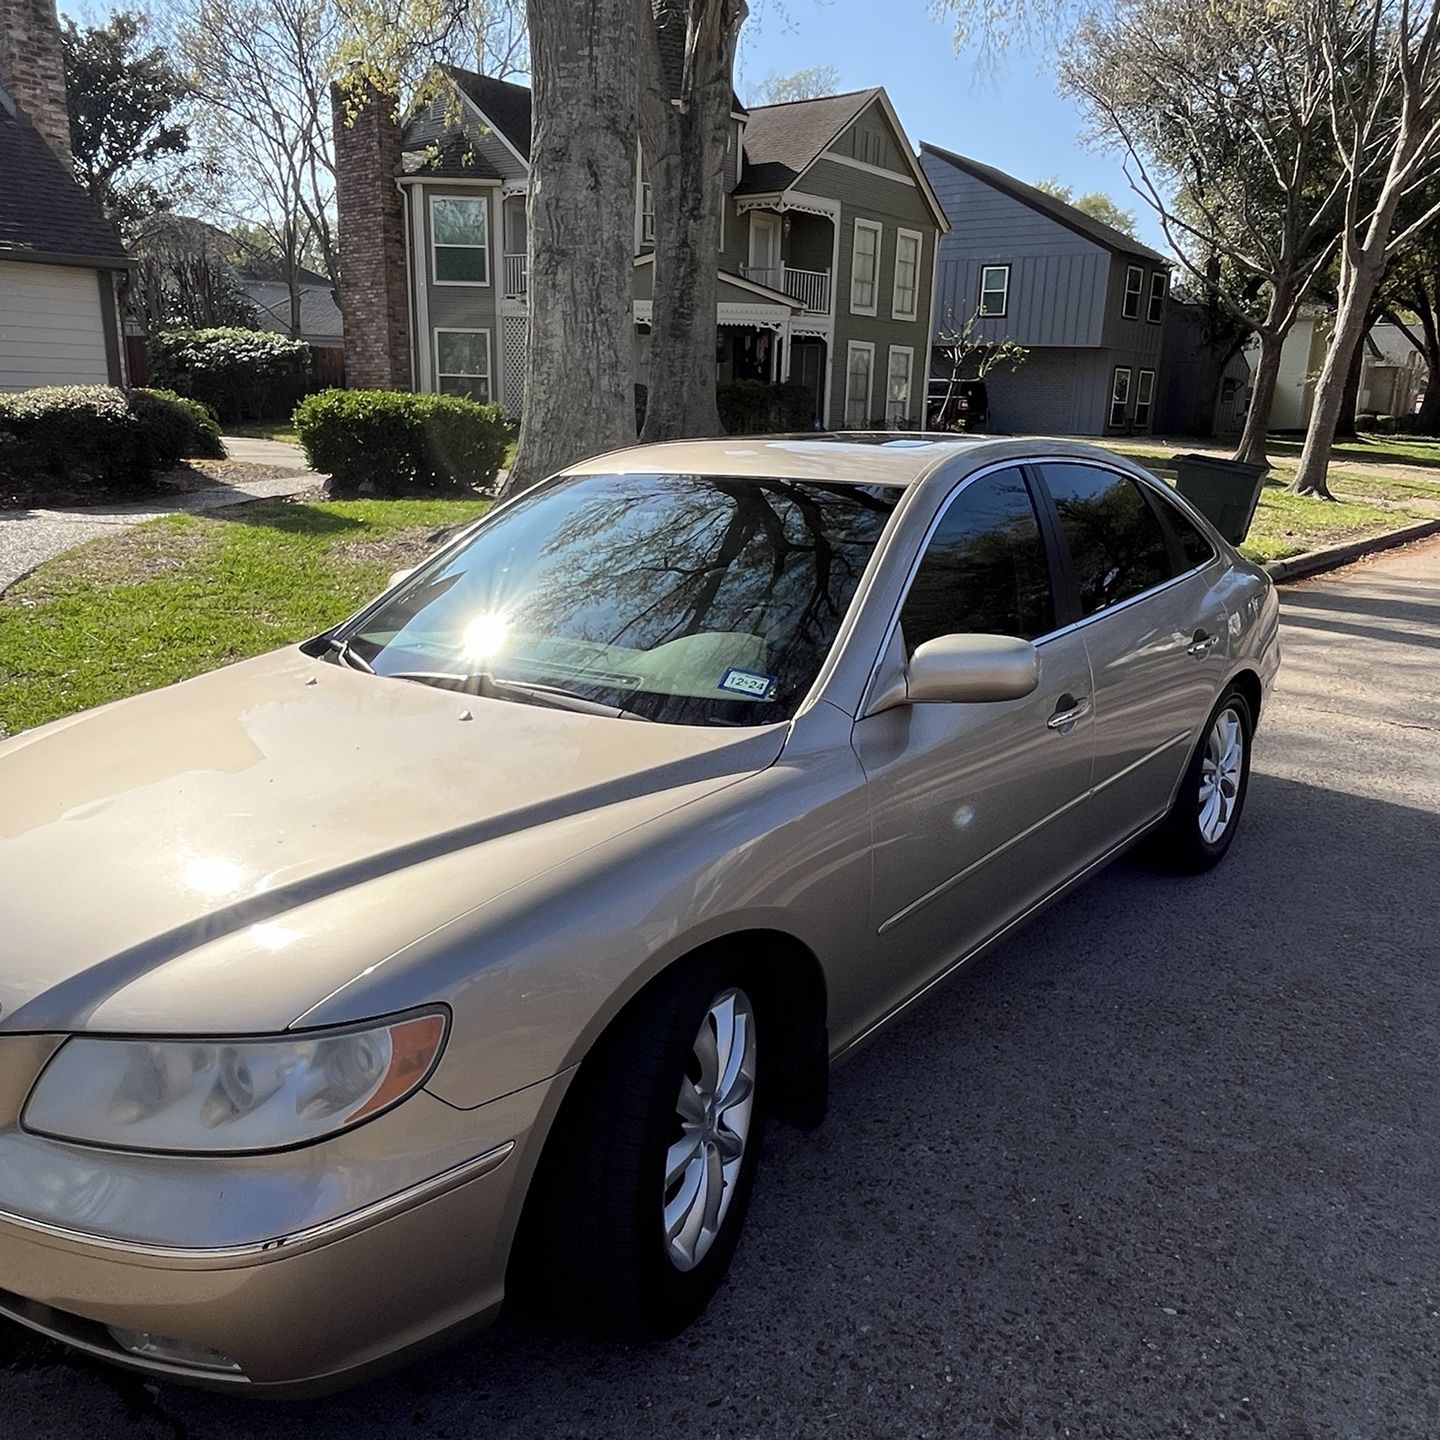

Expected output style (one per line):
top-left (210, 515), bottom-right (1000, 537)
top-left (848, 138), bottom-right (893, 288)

top-left (341, 472), bottom-right (901, 726)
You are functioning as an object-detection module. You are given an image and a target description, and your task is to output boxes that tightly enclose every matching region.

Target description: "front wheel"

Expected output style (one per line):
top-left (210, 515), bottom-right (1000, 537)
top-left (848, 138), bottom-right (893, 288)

top-left (520, 956), bottom-right (765, 1338)
top-left (1151, 687), bottom-right (1253, 871)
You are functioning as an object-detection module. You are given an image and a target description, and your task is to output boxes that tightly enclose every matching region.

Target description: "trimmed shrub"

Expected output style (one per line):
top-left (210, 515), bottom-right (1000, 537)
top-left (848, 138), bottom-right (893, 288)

top-left (293, 389), bottom-right (509, 496)
top-left (148, 327), bottom-right (311, 423)
top-left (0, 385), bottom-right (226, 499)
top-left (131, 388), bottom-right (225, 465)
top-left (716, 380), bottom-right (817, 435)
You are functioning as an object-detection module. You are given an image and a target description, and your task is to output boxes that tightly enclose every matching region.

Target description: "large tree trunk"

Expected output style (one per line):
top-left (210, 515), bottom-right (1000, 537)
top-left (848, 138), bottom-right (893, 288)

top-left (1233, 327), bottom-right (1285, 466)
top-left (1335, 320), bottom-right (1368, 440)
top-left (1417, 364), bottom-right (1440, 434)
top-left (506, 0), bottom-right (639, 493)
top-left (1291, 258), bottom-right (1388, 497)
top-left (638, 1), bottom-right (746, 442)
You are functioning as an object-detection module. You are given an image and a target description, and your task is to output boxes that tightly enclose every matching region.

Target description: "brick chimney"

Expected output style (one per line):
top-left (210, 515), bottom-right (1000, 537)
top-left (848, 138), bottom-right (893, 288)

top-left (0, 0), bottom-right (72, 169)
top-left (332, 79), bottom-right (411, 391)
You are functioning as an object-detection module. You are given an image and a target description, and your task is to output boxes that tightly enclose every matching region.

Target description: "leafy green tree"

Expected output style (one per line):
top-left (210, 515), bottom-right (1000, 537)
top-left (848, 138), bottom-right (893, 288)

top-left (753, 64), bottom-right (838, 104)
top-left (61, 11), bottom-right (195, 229)
top-left (1033, 176), bottom-right (1138, 237)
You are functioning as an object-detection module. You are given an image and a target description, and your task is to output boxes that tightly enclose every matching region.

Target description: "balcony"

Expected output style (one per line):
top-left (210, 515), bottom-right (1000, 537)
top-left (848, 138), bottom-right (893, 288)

top-left (503, 253), bottom-right (527, 299)
top-left (741, 264), bottom-right (831, 315)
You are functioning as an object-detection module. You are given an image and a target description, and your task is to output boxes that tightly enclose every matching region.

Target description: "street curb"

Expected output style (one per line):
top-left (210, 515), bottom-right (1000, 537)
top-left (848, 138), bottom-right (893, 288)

top-left (1265, 518), bottom-right (1440, 583)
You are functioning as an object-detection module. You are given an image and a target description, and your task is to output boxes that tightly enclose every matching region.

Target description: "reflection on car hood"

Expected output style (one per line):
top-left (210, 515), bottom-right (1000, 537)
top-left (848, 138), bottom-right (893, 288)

top-left (0, 649), bottom-right (785, 1033)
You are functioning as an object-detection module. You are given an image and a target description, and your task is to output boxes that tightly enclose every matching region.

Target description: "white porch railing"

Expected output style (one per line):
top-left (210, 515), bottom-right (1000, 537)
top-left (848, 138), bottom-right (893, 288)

top-left (503, 253), bottom-right (528, 299)
top-left (741, 264), bottom-right (831, 315)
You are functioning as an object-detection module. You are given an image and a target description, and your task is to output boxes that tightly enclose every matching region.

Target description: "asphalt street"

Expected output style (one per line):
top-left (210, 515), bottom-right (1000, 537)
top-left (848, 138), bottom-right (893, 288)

top-left (4, 538), bottom-right (1438, 1439)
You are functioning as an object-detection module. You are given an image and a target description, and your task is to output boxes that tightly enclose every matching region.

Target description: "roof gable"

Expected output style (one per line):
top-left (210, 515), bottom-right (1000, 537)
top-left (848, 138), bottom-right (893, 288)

top-left (740, 88), bottom-right (948, 231)
top-left (441, 66), bottom-right (531, 163)
top-left (0, 97), bottom-right (130, 269)
top-left (920, 143), bottom-right (1166, 263)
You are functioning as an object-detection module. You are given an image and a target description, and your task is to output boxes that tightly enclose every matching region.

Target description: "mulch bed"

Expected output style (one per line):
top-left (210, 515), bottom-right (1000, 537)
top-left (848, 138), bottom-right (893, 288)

top-left (0, 458), bottom-right (298, 511)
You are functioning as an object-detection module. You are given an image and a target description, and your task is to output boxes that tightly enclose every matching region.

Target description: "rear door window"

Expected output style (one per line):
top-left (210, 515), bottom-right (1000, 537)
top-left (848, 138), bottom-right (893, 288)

top-left (1039, 463), bottom-right (1175, 617)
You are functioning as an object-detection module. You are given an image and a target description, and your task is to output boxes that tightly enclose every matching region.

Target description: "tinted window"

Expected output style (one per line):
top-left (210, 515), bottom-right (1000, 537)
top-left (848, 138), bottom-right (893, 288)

top-left (345, 473), bottom-right (899, 726)
top-left (900, 468), bottom-right (1055, 653)
top-left (1043, 464), bottom-right (1174, 615)
top-left (1156, 491), bottom-right (1218, 569)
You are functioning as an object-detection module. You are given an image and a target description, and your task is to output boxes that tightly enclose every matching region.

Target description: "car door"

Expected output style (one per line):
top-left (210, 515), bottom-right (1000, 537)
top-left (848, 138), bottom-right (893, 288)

top-left (1034, 461), bottom-right (1230, 850)
top-left (849, 465), bottom-right (1097, 1014)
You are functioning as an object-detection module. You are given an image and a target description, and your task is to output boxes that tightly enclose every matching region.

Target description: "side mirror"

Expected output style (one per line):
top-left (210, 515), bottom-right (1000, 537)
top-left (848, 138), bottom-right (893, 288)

top-left (905, 633), bottom-right (1040, 704)
top-left (387, 567), bottom-right (415, 589)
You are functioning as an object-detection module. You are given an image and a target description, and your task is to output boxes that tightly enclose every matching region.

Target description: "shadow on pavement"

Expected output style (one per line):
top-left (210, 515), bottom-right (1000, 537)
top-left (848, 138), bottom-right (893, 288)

top-left (4, 769), bottom-right (1438, 1438)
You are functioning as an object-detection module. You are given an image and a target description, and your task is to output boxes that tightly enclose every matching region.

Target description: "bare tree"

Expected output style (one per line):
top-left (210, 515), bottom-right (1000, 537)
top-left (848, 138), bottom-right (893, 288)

top-left (164, 0), bottom-right (342, 336)
top-left (1291, 0), bottom-right (1440, 496)
top-left (635, 0), bottom-right (748, 441)
top-left (1062, 0), bottom-right (1344, 467)
top-left (505, 0), bottom-right (640, 490)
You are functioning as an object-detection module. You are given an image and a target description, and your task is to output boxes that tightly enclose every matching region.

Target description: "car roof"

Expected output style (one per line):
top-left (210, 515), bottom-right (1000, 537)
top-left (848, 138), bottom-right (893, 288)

top-left (562, 433), bottom-right (1136, 488)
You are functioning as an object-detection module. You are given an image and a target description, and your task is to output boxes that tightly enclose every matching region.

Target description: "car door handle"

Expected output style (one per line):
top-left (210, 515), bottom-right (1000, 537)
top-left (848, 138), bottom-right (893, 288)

top-left (1187, 629), bottom-right (1220, 657)
top-left (1046, 694), bottom-right (1092, 731)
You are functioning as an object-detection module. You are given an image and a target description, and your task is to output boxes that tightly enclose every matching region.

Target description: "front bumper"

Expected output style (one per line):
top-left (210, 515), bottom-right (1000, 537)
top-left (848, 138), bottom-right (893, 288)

top-left (0, 1062), bottom-right (571, 1396)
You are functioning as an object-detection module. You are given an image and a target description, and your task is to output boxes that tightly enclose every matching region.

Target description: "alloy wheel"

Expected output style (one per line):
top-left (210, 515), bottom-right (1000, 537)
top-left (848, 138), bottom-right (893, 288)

top-left (662, 988), bottom-right (757, 1272)
top-left (1198, 706), bottom-right (1244, 845)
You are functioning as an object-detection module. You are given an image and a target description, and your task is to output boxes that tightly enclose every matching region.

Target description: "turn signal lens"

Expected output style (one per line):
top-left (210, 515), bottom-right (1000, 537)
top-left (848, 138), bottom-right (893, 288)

top-left (23, 1011), bottom-right (447, 1154)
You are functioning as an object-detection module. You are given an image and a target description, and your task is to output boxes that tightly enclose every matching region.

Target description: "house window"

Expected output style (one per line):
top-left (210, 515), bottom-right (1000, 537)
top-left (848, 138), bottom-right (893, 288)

top-left (435, 328), bottom-right (492, 402)
top-left (892, 229), bottom-right (922, 321)
top-left (845, 341), bottom-right (874, 427)
top-left (1108, 366), bottom-right (1132, 429)
top-left (1134, 368), bottom-right (1155, 428)
top-left (430, 195), bottom-right (490, 285)
top-left (886, 346), bottom-right (914, 427)
top-left (1122, 264), bottom-right (1144, 320)
top-left (979, 264), bottom-right (1009, 318)
top-left (850, 219), bottom-right (882, 315)
top-left (641, 182), bottom-right (655, 244)
top-left (1147, 270), bottom-right (1166, 324)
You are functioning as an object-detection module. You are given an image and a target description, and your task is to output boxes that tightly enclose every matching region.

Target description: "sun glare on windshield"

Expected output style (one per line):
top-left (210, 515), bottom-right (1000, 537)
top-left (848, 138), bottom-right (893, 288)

top-left (462, 612), bottom-right (511, 661)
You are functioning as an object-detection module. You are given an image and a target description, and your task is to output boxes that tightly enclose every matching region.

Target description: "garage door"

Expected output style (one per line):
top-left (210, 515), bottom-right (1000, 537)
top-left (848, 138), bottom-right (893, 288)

top-left (0, 260), bottom-right (110, 391)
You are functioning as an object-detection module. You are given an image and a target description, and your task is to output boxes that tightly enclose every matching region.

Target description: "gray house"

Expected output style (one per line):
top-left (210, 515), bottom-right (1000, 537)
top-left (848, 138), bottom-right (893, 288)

top-left (919, 143), bottom-right (1170, 436)
top-left (335, 62), bottom-right (947, 428)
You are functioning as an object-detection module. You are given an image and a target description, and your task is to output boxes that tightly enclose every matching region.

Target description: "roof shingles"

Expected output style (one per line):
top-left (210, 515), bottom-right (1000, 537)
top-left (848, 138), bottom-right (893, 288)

top-left (0, 101), bottom-right (129, 267)
top-left (735, 89), bottom-right (877, 196)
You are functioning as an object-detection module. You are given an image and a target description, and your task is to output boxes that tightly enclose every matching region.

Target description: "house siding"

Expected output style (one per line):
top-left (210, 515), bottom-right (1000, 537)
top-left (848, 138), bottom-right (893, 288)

top-left (407, 180), bottom-right (502, 396)
top-left (807, 157), bottom-right (936, 426)
top-left (0, 259), bottom-right (110, 390)
top-left (921, 151), bottom-right (1110, 348)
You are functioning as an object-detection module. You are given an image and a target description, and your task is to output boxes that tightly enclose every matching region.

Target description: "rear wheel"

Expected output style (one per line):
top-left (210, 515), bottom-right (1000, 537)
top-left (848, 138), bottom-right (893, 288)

top-left (1151, 687), bottom-right (1253, 871)
top-left (519, 955), bottom-right (764, 1338)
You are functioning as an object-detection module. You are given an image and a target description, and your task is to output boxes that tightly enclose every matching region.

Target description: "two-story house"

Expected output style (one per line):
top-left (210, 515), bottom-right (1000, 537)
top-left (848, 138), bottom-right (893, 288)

top-left (919, 143), bottom-right (1170, 436)
top-left (338, 69), bottom-right (947, 429)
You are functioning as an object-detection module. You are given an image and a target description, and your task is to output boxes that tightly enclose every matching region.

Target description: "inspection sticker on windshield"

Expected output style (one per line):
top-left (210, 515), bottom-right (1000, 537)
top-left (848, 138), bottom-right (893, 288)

top-left (718, 667), bottom-right (776, 700)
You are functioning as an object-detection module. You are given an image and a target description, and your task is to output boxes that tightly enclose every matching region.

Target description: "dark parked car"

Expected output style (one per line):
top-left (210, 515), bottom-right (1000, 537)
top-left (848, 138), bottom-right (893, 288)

top-left (927, 378), bottom-right (990, 432)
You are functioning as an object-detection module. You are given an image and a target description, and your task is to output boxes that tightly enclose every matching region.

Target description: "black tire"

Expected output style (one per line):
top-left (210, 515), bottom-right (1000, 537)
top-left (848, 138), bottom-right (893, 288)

top-left (1150, 685), bottom-right (1254, 872)
top-left (516, 953), bottom-right (765, 1339)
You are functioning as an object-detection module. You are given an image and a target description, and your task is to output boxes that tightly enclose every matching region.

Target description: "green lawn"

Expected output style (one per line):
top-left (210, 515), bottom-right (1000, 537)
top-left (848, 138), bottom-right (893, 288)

top-left (223, 420), bottom-right (302, 446)
top-left (0, 498), bottom-right (487, 735)
top-left (1103, 438), bottom-right (1440, 563)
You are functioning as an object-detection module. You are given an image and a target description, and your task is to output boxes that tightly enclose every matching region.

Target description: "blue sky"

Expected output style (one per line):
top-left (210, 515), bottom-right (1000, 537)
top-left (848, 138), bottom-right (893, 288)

top-left (736, 0), bottom-right (1168, 251)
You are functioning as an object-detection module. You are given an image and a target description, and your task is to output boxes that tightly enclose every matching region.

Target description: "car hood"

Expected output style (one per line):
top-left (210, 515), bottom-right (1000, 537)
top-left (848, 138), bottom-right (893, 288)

top-left (0, 649), bottom-right (785, 1034)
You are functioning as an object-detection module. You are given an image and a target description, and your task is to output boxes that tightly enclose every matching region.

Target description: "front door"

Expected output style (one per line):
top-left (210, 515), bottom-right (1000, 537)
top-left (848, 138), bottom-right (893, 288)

top-left (748, 213), bottom-right (781, 283)
top-left (790, 338), bottom-right (826, 427)
top-left (850, 466), bottom-right (1097, 1024)
top-left (1035, 461), bottom-right (1230, 849)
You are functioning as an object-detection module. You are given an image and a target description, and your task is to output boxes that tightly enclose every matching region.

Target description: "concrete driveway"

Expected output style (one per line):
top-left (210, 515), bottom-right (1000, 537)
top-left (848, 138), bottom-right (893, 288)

top-left (2, 541), bottom-right (1437, 1439)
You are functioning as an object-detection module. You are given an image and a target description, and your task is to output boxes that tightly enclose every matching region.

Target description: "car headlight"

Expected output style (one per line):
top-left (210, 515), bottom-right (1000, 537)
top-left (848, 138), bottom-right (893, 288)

top-left (22, 1011), bottom-right (447, 1155)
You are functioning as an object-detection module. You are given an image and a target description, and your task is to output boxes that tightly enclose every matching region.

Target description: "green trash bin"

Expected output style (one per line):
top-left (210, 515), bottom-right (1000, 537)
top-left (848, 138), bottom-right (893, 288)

top-left (1171, 453), bottom-right (1270, 546)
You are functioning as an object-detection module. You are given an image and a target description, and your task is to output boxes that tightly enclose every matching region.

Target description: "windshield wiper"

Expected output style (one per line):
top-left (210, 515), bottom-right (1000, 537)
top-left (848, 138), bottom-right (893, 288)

top-left (382, 669), bottom-right (644, 720)
top-left (327, 635), bottom-right (374, 673)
